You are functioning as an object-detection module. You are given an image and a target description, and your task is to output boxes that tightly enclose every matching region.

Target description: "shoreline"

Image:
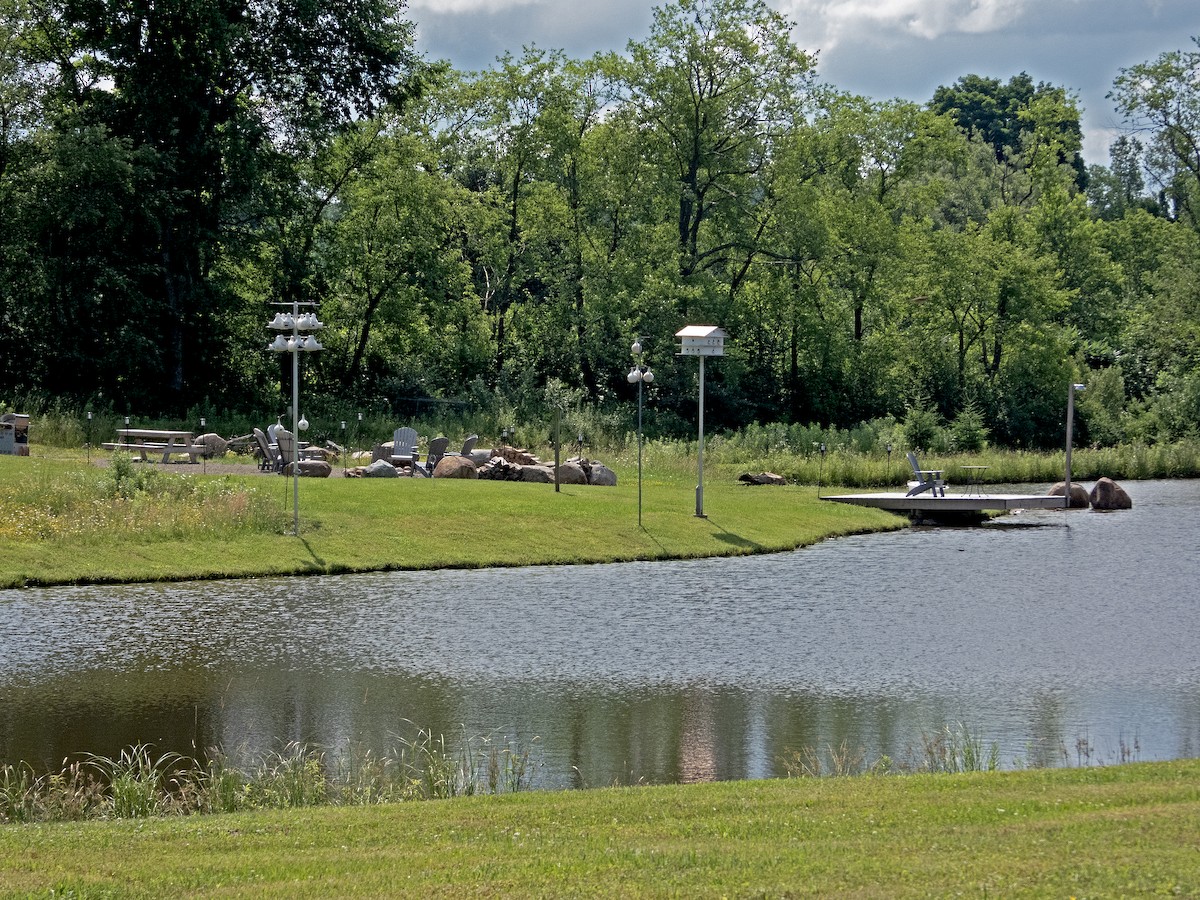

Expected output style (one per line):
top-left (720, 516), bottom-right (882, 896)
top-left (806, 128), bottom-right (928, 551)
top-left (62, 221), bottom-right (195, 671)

top-left (0, 454), bottom-right (907, 589)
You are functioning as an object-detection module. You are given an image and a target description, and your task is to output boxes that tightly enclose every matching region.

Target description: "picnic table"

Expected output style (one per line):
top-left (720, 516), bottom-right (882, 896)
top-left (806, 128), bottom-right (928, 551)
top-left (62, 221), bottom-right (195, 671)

top-left (103, 429), bottom-right (206, 464)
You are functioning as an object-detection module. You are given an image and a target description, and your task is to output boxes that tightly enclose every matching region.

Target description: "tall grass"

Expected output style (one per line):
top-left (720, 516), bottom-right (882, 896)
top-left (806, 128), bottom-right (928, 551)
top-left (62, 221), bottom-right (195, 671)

top-left (779, 724), bottom-right (1000, 778)
top-left (0, 453), bottom-right (286, 542)
top-left (695, 441), bottom-right (1200, 487)
top-left (0, 730), bottom-right (542, 823)
top-left (16, 396), bottom-right (1200, 482)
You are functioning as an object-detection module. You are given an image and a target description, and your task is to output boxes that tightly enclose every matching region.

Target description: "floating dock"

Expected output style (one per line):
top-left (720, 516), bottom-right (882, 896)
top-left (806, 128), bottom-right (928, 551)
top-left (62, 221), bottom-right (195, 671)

top-left (824, 491), bottom-right (1068, 519)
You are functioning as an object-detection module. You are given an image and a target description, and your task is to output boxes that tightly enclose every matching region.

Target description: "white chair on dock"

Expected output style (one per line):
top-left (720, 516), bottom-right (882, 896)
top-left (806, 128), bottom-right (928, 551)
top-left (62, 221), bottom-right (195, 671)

top-left (906, 452), bottom-right (946, 497)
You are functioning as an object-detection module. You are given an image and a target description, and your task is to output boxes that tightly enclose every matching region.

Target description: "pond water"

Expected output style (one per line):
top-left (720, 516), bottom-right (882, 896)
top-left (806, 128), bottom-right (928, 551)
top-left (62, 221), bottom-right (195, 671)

top-left (2, 480), bottom-right (1199, 787)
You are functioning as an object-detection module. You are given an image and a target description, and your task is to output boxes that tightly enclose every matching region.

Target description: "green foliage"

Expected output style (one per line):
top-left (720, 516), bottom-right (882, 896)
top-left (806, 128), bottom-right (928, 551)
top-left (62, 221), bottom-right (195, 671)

top-left (1078, 365), bottom-right (1128, 446)
top-left (919, 724), bottom-right (1001, 774)
top-left (2, 732), bottom-right (540, 822)
top-left (4, 755), bottom-right (1200, 897)
top-left (0, 456), bottom-right (286, 543)
top-left (948, 399), bottom-right (989, 452)
top-left (3, 2), bottom-right (1200, 457)
top-left (83, 745), bottom-right (187, 819)
top-left (902, 401), bottom-right (943, 452)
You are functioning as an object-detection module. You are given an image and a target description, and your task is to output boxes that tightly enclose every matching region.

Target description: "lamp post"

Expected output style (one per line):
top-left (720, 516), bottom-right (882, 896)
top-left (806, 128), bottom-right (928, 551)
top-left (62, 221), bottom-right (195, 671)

top-left (627, 340), bottom-right (654, 527)
top-left (1064, 381), bottom-right (1085, 509)
top-left (86, 411), bottom-right (93, 463)
top-left (817, 443), bottom-right (826, 498)
top-left (886, 442), bottom-right (893, 484)
top-left (267, 301), bottom-right (324, 535)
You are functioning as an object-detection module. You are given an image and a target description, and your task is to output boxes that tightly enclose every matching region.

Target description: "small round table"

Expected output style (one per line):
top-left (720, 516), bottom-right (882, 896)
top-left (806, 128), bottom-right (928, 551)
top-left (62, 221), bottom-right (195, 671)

top-left (959, 465), bottom-right (990, 496)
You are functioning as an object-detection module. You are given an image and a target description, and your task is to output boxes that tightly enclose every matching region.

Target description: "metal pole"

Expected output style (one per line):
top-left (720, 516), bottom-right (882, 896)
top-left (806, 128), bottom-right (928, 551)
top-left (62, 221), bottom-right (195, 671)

top-left (1064, 382), bottom-right (1076, 511)
top-left (696, 355), bottom-right (706, 518)
top-left (292, 300), bottom-right (300, 535)
top-left (637, 375), bottom-right (643, 528)
top-left (554, 408), bottom-right (561, 493)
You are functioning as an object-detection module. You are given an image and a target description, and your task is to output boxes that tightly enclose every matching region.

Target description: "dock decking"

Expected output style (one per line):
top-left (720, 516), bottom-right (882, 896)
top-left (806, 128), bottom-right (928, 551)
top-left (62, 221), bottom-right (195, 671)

top-left (824, 492), bottom-right (1067, 513)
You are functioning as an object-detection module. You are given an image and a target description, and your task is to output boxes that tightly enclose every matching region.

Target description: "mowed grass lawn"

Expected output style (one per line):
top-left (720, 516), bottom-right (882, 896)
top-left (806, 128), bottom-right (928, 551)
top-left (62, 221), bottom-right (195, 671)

top-left (1, 761), bottom-right (1198, 897)
top-left (0, 453), bottom-right (902, 587)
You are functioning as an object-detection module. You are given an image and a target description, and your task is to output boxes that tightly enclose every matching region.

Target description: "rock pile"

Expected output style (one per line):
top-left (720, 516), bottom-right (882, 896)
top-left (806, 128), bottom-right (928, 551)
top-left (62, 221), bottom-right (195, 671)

top-left (345, 444), bottom-right (617, 486)
top-left (478, 453), bottom-right (616, 486)
top-left (1048, 477), bottom-right (1133, 509)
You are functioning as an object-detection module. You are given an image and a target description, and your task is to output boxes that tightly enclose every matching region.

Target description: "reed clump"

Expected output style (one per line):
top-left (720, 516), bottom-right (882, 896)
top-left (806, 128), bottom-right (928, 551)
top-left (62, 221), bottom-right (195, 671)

top-left (0, 731), bottom-right (541, 824)
top-left (780, 723), bottom-right (1002, 778)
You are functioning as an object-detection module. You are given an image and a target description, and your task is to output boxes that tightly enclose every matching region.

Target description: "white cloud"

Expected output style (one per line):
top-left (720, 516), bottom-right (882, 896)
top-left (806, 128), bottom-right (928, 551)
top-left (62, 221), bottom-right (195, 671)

top-left (782, 0), bottom-right (1035, 49)
top-left (408, 0), bottom-right (543, 14)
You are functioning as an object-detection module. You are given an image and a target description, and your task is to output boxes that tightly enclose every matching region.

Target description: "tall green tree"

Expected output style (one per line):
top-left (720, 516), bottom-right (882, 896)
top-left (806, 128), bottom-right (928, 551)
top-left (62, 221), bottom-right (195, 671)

top-left (625, 0), bottom-right (814, 318)
top-left (1110, 37), bottom-right (1200, 232)
top-left (5, 0), bottom-right (423, 411)
top-left (931, 72), bottom-right (1085, 200)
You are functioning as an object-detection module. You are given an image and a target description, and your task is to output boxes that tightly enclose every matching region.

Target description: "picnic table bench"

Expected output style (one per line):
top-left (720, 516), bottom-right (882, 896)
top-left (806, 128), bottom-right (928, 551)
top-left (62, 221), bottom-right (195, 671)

top-left (103, 429), bottom-right (206, 463)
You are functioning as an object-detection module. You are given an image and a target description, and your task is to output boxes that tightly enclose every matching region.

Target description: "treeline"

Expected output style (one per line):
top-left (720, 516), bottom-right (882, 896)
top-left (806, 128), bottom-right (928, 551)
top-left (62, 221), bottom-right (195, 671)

top-left (3, 0), bottom-right (1200, 449)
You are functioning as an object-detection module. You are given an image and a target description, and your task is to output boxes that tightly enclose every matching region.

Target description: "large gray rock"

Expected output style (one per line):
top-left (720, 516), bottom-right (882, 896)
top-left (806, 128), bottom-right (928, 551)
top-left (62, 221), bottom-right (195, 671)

top-left (587, 463), bottom-right (617, 486)
top-left (468, 449), bottom-right (494, 467)
top-left (1048, 481), bottom-right (1090, 508)
top-left (362, 459), bottom-right (400, 478)
top-left (739, 471), bottom-right (786, 486)
top-left (1090, 477), bottom-right (1132, 510)
top-left (518, 465), bottom-right (555, 484)
top-left (555, 462), bottom-right (588, 485)
top-left (196, 433), bottom-right (229, 459)
top-left (433, 456), bottom-right (478, 479)
top-left (285, 459), bottom-right (332, 478)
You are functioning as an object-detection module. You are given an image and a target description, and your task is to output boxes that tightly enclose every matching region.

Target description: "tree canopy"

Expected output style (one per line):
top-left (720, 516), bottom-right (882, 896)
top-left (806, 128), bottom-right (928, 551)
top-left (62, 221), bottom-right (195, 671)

top-left (3, 0), bottom-right (1200, 451)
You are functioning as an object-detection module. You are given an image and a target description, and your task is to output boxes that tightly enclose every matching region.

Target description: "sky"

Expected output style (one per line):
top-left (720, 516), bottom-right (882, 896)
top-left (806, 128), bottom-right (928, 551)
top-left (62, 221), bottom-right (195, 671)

top-left (405, 0), bottom-right (1200, 166)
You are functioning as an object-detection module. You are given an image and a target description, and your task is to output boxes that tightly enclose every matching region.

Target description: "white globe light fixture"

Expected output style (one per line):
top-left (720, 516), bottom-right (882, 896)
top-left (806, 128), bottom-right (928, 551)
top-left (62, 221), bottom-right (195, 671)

top-left (628, 339), bottom-right (654, 528)
top-left (267, 300), bottom-right (324, 535)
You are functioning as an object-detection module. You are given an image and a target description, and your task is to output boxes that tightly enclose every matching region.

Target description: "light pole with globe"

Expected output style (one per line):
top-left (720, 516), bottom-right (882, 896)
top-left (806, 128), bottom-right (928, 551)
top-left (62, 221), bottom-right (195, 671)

top-left (267, 301), bottom-right (324, 535)
top-left (627, 340), bottom-right (654, 527)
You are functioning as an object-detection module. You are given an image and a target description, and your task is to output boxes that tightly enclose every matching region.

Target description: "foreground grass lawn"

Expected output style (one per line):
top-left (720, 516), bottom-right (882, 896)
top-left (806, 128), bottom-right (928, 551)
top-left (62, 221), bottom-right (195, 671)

top-left (1, 761), bottom-right (1198, 897)
top-left (0, 454), bottom-right (901, 587)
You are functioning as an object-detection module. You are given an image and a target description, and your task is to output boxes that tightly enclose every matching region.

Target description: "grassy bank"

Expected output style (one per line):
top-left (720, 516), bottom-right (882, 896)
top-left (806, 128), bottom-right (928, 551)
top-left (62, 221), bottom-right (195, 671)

top-left (0, 451), bottom-right (903, 588)
top-left (1, 760), bottom-right (1197, 897)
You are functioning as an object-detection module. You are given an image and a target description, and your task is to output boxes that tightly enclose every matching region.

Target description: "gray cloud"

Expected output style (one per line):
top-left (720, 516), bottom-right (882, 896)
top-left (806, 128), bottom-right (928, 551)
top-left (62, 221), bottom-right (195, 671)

top-left (407, 0), bottom-right (1200, 163)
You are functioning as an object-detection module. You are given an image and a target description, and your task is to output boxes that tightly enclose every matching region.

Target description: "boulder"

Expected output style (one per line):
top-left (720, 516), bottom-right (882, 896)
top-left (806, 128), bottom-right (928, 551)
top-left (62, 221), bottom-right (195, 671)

top-left (433, 456), bottom-right (479, 479)
top-left (739, 471), bottom-right (786, 486)
top-left (518, 465), bottom-right (555, 484)
top-left (468, 448), bottom-right (494, 467)
top-left (1048, 481), bottom-right (1090, 508)
top-left (362, 459), bottom-right (400, 478)
top-left (196, 433), bottom-right (229, 459)
top-left (555, 462), bottom-right (588, 485)
top-left (284, 459), bottom-right (332, 478)
top-left (587, 462), bottom-right (617, 487)
top-left (1090, 477), bottom-right (1132, 510)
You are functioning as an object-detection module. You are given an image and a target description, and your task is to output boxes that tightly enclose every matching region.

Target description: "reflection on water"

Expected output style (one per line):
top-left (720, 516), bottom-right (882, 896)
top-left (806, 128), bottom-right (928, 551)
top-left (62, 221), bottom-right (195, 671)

top-left (2, 480), bottom-right (1200, 785)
